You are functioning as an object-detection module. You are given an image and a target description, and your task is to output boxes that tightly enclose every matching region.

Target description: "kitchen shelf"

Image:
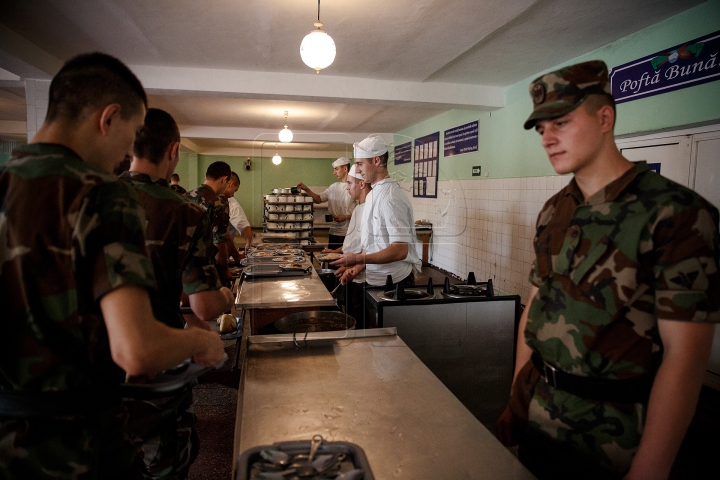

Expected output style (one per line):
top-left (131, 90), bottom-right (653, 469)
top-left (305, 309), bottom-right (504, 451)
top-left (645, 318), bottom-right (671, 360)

top-left (263, 191), bottom-right (316, 244)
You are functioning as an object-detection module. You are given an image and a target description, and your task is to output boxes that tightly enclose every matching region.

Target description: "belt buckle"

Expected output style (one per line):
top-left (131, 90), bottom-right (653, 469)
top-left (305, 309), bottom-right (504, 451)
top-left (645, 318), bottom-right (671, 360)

top-left (542, 361), bottom-right (558, 388)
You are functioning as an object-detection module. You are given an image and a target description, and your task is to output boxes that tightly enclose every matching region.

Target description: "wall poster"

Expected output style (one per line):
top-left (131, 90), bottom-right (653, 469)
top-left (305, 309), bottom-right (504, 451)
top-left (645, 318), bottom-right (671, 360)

top-left (394, 141), bottom-right (412, 165)
top-left (413, 132), bottom-right (439, 198)
top-left (444, 120), bottom-right (478, 157)
top-left (610, 29), bottom-right (720, 104)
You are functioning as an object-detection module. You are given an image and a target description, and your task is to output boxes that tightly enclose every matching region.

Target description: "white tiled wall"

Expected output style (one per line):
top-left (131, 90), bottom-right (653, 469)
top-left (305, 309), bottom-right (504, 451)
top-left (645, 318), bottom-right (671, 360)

top-left (24, 79), bottom-right (50, 141)
top-left (404, 175), bottom-right (572, 304)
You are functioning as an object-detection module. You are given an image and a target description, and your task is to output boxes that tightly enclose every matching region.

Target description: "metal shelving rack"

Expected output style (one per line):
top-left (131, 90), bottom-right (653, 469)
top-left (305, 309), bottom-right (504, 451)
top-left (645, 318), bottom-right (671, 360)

top-left (263, 191), bottom-right (315, 244)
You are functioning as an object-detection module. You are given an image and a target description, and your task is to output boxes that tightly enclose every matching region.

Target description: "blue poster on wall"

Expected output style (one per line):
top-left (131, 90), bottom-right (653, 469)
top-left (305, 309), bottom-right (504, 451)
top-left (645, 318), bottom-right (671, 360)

top-left (610, 29), bottom-right (720, 104)
top-left (444, 120), bottom-right (478, 157)
top-left (394, 141), bottom-right (412, 165)
top-left (413, 132), bottom-right (439, 199)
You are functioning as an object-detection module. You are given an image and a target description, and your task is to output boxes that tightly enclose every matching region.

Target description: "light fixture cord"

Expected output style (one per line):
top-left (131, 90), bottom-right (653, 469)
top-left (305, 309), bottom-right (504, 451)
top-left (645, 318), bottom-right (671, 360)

top-left (317, 0), bottom-right (321, 21)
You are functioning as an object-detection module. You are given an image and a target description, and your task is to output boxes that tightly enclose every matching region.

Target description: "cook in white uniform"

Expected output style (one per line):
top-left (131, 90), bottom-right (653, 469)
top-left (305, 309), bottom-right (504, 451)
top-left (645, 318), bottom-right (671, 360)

top-left (332, 135), bottom-right (421, 293)
top-left (297, 157), bottom-right (357, 249)
top-left (224, 172), bottom-right (252, 253)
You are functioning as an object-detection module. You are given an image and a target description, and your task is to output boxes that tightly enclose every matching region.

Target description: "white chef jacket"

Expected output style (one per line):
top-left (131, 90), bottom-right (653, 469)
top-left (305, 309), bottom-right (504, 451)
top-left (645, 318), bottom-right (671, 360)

top-left (342, 203), bottom-right (366, 283)
top-left (319, 181), bottom-right (356, 236)
top-left (360, 177), bottom-right (421, 286)
top-left (228, 197), bottom-right (250, 234)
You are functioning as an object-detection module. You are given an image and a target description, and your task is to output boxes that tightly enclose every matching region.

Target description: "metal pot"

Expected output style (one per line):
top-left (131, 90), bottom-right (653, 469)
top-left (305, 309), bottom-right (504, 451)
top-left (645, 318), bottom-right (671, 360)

top-left (274, 311), bottom-right (356, 333)
top-left (316, 268), bottom-right (338, 292)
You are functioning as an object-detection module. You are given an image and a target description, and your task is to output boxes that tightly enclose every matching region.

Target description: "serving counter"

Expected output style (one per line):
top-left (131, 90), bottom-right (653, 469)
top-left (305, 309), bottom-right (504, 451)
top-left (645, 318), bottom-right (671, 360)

top-left (236, 267), bottom-right (336, 334)
top-left (233, 329), bottom-right (535, 479)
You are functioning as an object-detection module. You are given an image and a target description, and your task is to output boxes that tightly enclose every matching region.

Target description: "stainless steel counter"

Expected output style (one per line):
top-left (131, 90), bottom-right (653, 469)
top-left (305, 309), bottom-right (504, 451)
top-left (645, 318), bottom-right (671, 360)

top-left (234, 330), bottom-right (535, 479)
top-left (235, 265), bottom-right (335, 309)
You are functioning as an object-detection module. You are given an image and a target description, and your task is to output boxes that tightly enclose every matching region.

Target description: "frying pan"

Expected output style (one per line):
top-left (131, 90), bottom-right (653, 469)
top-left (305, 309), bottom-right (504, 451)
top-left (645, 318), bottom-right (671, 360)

top-left (274, 311), bottom-right (356, 333)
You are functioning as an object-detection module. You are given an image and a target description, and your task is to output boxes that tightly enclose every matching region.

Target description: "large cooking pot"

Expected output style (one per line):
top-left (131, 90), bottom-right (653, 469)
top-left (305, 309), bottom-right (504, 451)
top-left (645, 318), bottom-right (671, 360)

top-left (274, 311), bottom-right (355, 333)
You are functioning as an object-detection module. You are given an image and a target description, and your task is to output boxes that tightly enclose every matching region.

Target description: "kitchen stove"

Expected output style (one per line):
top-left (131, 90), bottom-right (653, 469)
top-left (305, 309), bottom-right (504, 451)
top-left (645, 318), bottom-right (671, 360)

top-left (364, 272), bottom-right (521, 428)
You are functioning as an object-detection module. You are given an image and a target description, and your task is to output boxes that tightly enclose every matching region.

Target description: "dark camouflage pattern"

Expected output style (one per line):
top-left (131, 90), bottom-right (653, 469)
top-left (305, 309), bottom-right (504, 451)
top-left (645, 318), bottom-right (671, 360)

top-left (521, 161), bottom-right (720, 476)
top-left (119, 172), bottom-right (221, 479)
top-left (184, 184), bottom-right (229, 245)
top-left (125, 388), bottom-right (197, 480)
top-left (524, 60), bottom-right (612, 129)
top-left (169, 184), bottom-right (186, 195)
top-left (120, 171), bottom-right (222, 328)
top-left (0, 143), bottom-right (156, 479)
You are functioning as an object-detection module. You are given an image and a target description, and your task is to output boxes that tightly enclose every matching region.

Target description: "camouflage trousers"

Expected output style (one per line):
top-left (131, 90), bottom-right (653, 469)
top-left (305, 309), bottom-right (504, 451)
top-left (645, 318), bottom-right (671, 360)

top-left (125, 387), bottom-right (198, 480)
top-left (510, 361), bottom-right (645, 480)
top-left (0, 410), bottom-right (141, 480)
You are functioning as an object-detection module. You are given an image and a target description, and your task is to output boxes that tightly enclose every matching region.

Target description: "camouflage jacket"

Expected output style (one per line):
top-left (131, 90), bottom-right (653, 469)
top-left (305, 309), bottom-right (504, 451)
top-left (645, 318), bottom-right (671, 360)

top-left (0, 143), bottom-right (156, 394)
top-left (169, 183), bottom-right (186, 195)
top-left (184, 183), bottom-right (228, 245)
top-left (120, 172), bottom-right (222, 328)
top-left (522, 161), bottom-right (720, 474)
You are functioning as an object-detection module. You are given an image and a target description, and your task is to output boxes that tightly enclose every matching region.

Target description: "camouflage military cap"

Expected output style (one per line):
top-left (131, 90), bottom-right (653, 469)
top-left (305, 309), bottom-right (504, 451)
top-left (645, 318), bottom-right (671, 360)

top-left (524, 60), bottom-right (612, 130)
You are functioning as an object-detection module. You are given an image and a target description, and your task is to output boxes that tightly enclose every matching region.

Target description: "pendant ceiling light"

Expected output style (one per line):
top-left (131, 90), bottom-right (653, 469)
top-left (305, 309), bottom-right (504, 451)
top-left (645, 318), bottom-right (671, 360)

top-left (279, 111), bottom-right (293, 143)
top-left (272, 143), bottom-right (282, 165)
top-left (300, 0), bottom-right (336, 74)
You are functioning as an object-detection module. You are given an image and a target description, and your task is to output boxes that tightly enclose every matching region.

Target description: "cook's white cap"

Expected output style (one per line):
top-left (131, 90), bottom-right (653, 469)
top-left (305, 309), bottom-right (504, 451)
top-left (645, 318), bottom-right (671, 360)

top-left (348, 164), bottom-right (364, 180)
top-left (353, 135), bottom-right (388, 159)
top-left (332, 156), bottom-right (350, 167)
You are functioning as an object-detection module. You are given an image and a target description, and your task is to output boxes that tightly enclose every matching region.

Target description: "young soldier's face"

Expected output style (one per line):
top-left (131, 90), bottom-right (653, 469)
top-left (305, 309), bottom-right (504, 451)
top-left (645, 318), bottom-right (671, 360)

top-left (106, 108), bottom-right (145, 174)
top-left (534, 105), bottom-right (604, 176)
top-left (346, 176), bottom-right (363, 201)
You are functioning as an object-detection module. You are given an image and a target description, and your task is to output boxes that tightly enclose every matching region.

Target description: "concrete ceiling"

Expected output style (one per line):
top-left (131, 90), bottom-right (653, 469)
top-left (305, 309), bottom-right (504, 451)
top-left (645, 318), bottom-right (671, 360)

top-left (0, 0), bottom-right (705, 155)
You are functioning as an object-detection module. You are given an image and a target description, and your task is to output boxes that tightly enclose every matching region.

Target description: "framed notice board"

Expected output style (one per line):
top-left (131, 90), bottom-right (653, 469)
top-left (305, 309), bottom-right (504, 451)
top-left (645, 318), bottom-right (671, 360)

top-left (413, 132), bottom-right (439, 198)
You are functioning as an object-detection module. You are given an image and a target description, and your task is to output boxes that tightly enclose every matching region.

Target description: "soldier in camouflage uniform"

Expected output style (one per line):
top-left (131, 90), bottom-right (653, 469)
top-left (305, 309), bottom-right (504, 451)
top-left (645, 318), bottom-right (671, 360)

top-left (496, 60), bottom-right (720, 479)
top-left (120, 109), bottom-right (234, 479)
top-left (184, 162), bottom-right (232, 283)
top-left (169, 173), bottom-right (186, 194)
top-left (0, 53), bottom-right (225, 480)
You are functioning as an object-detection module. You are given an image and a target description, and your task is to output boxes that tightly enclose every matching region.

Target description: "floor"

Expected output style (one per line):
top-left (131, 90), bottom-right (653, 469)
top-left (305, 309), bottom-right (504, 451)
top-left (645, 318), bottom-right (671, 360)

top-left (190, 239), bottom-right (720, 479)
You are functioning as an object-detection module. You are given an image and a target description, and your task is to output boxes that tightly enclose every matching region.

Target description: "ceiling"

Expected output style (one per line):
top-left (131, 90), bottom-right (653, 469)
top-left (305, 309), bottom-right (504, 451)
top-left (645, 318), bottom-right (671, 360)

top-left (0, 0), bottom-right (705, 155)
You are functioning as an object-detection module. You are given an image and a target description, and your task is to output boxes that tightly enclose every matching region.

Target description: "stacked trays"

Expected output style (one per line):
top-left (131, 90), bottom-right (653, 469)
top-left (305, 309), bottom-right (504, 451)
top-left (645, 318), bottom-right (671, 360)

top-left (264, 191), bottom-right (315, 245)
top-left (242, 247), bottom-right (312, 278)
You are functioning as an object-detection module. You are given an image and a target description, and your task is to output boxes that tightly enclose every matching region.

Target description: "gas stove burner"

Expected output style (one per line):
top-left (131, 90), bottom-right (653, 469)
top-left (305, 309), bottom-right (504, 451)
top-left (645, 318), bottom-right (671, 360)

top-left (378, 289), bottom-right (431, 301)
top-left (442, 277), bottom-right (494, 298)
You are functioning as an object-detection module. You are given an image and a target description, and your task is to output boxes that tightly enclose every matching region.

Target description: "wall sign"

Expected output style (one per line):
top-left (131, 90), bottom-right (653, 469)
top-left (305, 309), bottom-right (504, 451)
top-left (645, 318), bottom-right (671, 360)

top-left (394, 141), bottom-right (412, 165)
top-left (413, 132), bottom-right (439, 198)
top-left (610, 30), bottom-right (720, 104)
top-left (444, 120), bottom-right (478, 157)
top-left (472, 166), bottom-right (481, 176)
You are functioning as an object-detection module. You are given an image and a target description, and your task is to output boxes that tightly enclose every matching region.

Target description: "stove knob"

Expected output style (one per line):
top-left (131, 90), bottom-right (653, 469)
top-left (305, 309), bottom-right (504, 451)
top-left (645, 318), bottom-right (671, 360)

top-left (384, 274), bottom-right (394, 293)
top-left (467, 272), bottom-right (477, 285)
top-left (487, 278), bottom-right (494, 296)
top-left (443, 277), bottom-right (450, 294)
top-left (427, 278), bottom-right (434, 295)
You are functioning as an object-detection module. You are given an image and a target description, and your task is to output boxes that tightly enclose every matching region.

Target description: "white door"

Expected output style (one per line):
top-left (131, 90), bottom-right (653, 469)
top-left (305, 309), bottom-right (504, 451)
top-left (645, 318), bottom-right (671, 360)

top-left (620, 142), bottom-right (690, 187)
top-left (691, 133), bottom-right (720, 385)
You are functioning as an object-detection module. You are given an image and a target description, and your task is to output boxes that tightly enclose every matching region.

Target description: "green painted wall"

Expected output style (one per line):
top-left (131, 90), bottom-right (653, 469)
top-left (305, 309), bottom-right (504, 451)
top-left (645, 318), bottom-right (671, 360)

top-left (396, 0), bottom-right (720, 181)
top-left (0, 153), bottom-right (10, 166)
top-left (177, 152), bottom-right (338, 226)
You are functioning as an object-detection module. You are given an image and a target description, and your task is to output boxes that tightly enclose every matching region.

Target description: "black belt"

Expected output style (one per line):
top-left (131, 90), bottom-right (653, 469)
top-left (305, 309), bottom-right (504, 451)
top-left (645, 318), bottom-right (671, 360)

top-left (531, 352), bottom-right (654, 403)
top-left (0, 388), bottom-right (120, 418)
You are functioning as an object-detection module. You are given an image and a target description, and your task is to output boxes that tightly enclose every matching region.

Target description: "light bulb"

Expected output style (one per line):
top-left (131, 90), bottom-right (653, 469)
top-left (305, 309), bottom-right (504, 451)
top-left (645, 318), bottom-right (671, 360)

top-left (300, 26), bottom-right (336, 74)
top-left (272, 154), bottom-right (282, 165)
top-left (279, 127), bottom-right (293, 143)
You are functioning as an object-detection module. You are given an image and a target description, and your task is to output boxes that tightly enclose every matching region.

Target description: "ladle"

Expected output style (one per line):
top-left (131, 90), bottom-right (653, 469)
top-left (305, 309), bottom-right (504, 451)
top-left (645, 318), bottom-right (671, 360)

top-left (295, 434), bottom-right (323, 477)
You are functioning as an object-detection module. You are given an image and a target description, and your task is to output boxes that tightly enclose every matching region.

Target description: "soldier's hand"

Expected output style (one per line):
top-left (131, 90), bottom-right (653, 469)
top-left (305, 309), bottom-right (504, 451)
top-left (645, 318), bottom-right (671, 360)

top-left (192, 329), bottom-right (225, 368)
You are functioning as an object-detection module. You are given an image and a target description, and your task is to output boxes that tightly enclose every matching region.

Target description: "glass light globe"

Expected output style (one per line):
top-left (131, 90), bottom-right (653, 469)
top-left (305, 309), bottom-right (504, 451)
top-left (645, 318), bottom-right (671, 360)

top-left (272, 154), bottom-right (282, 165)
top-left (279, 127), bottom-right (293, 143)
top-left (300, 27), bottom-right (336, 73)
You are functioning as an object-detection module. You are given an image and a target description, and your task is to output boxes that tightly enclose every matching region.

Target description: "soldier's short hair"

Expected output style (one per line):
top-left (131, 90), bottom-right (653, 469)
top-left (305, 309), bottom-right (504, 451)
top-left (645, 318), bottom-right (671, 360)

top-left (379, 151), bottom-right (389, 167)
top-left (230, 171), bottom-right (240, 186)
top-left (46, 52), bottom-right (147, 124)
top-left (171, 173), bottom-right (180, 181)
top-left (133, 108), bottom-right (180, 165)
top-left (205, 161), bottom-right (231, 181)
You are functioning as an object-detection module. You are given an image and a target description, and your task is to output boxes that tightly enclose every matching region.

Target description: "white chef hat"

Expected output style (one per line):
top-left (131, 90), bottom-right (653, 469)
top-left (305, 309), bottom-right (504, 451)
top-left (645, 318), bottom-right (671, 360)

top-left (348, 164), bottom-right (364, 181)
top-left (332, 156), bottom-right (350, 168)
top-left (353, 135), bottom-right (388, 159)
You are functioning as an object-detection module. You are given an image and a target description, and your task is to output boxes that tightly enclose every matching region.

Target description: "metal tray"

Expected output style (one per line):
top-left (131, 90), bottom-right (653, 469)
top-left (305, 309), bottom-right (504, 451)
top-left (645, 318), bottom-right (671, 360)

top-left (242, 264), bottom-right (311, 278)
top-left (235, 438), bottom-right (374, 480)
top-left (242, 255), bottom-right (304, 266)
